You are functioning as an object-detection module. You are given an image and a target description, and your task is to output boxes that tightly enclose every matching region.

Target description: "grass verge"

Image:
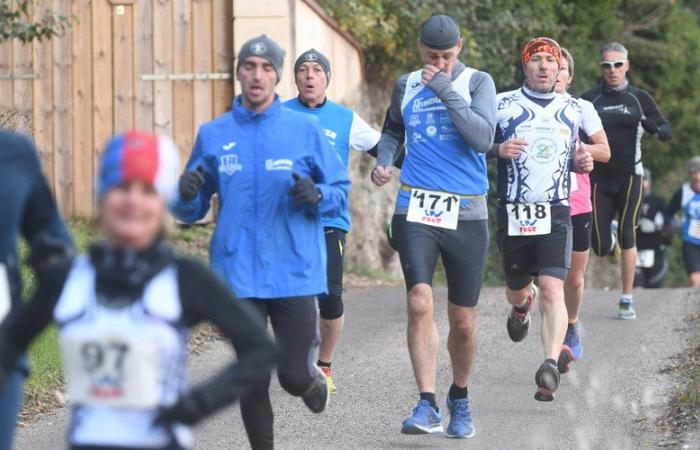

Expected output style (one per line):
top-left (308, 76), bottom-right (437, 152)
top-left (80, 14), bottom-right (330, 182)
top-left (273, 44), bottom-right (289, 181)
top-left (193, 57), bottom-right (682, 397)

top-left (656, 312), bottom-right (700, 446)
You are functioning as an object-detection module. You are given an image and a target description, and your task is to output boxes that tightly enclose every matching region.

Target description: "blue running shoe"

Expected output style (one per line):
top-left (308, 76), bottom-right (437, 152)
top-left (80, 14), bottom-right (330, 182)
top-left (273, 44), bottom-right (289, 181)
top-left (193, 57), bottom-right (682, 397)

top-left (564, 326), bottom-right (583, 361)
top-left (401, 400), bottom-right (443, 434)
top-left (446, 396), bottom-right (475, 438)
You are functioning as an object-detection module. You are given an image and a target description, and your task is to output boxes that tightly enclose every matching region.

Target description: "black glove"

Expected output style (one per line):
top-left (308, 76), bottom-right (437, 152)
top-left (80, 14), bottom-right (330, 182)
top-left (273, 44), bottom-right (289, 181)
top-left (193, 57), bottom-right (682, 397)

top-left (288, 173), bottom-right (321, 206)
top-left (657, 123), bottom-right (672, 141)
top-left (661, 223), bottom-right (674, 244)
top-left (27, 233), bottom-right (74, 273)
top-left (178, 166), bottom-right (205, 201)
top-left (153, 394), bottom-right (205, 426)
top-left (641, 118), bottom-right (658, 135)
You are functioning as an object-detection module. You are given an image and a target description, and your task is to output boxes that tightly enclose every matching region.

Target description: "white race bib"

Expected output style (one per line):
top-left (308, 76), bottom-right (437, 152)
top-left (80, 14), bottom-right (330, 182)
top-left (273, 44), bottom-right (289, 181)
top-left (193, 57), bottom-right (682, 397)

top-left (636, 249), bottom-right (655, 269)
top-left (61, 334), bottom-right (161, 409)
top-left (0, 264), bottom-right (9, 322)
top-left (570, 171), bottom-right (579, 192)
top-left (407, 188), bottom-right (460, 230)
top-left (689, 219), bottom-right (700, 240)
top-left (507, 203), bottom-right (552, 236)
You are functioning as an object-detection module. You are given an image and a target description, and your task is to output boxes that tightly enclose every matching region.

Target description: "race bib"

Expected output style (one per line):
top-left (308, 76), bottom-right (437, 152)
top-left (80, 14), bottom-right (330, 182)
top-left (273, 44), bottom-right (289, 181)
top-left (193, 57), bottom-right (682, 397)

top-left (507, 203), bottom-right (552, 236)
top-left (0, 264), bottom-right (9, 322)
top-left (570, 171), bottom-right (579, 192)
top-left (689, 219), bottom-right (700, 240)
top-left (61, 334), bottom-right (161, 409)
top-left (637, 249), bottom-right (655, 269)
top-left (407, 188), bottom-right (460, 230)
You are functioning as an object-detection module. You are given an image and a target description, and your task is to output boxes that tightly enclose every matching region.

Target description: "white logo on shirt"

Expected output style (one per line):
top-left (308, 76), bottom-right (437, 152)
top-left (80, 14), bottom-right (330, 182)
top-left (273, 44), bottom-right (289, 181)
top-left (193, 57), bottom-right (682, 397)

top-left (219, 154), bottom-right (243, 175)
top-left (408, 115), bottom-right (420, 127)
top-left (265, 159), bottom-right (293, 171)
top-left (324, 128), bottom-right (337, 144)
top-left (602, 104), bottom-right (632, 115)
top-left (222, 141), bottom-right (236, 151)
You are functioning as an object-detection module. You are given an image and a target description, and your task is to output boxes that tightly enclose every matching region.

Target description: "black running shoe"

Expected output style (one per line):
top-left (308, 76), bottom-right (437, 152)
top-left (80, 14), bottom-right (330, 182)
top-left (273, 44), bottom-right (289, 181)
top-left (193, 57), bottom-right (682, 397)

top-left (302, 366), bottom-right (330, 413)
top-left (557, 345), bottom-right (574, 374)
top-left (506, 285), bottom-right (538, 342)
top-left (534, 359), bottom-right (560, 402)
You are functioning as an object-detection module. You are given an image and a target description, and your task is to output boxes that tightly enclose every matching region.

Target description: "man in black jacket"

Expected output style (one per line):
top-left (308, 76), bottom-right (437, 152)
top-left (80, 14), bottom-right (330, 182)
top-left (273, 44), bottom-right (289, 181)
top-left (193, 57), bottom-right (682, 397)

top-left (582, 42), bottom-right (672, 319)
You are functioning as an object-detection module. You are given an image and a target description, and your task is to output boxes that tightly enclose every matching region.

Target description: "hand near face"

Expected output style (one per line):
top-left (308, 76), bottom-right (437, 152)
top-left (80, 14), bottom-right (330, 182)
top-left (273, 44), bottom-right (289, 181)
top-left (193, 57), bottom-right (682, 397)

top-left (422, 64), bottom-right (442, 85)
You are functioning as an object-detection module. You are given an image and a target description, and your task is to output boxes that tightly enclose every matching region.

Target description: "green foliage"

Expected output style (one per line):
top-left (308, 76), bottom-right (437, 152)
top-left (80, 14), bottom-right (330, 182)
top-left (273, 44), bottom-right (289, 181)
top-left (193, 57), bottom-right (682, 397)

top-left (0, 0), bottom-right (73, 43)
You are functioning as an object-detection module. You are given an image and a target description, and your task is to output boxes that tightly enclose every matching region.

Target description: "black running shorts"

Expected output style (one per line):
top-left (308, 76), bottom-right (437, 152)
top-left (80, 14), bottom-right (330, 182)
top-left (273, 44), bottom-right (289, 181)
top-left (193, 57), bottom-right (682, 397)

top-left (497, 205), bottom-right (572, 290)
top-left (390, 214), bottom-right (488, 307)
top-left (682, 241), bottom-right (700, 275)
top-left (571, 212), bottom-right (592, 252)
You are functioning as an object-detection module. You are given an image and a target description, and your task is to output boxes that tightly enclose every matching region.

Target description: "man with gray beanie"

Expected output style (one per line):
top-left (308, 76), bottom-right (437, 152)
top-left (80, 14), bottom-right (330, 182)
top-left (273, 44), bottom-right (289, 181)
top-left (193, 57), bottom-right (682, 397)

top-left (171, 34), bottom-right (350, 450)
top-left (371, 14), bottom-right (497, 438)
top-left (284, 48), bottom-right (380, 396)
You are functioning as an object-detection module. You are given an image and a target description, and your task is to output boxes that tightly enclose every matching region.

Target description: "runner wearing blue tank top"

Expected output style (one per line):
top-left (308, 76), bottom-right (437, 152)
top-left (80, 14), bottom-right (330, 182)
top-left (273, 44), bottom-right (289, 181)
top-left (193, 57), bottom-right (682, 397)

top-left (285, 49), bottom-right (380, 395)
top-left (372, 14), bottom-right (497, 439)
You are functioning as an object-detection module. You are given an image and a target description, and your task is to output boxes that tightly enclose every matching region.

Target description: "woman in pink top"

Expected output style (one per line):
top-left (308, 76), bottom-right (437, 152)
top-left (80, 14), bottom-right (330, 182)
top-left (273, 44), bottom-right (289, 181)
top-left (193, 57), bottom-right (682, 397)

top-left (555, 48), bottom-right (610, 371)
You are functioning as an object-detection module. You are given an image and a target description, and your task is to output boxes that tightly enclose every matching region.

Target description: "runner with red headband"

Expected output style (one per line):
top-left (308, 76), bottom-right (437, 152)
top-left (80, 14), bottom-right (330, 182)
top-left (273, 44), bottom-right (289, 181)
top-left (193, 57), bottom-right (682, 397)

top-left (490, 37), bottom-right (594, 401)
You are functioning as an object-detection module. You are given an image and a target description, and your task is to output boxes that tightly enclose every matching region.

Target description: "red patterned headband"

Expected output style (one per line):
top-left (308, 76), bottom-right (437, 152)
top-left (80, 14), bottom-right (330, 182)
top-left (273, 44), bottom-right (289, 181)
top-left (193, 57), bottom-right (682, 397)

top-left (522, 37), bottom-right (562, 67)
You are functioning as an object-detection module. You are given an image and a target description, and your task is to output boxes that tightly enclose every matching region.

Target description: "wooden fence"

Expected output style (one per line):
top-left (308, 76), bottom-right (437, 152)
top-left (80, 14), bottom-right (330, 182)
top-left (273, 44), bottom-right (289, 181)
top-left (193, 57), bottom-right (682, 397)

top-left (0, 0), bottom-right (364, 217)
top-left (0, 0), bottom-right (234, 216)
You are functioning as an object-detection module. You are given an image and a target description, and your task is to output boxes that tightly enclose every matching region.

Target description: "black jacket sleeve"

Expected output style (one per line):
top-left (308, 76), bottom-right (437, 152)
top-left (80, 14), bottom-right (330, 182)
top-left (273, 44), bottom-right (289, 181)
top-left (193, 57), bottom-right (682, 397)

top-left (665, 187), bottom-right (683, 223)
top-left (0, 256), bottom-right (73, 380)
top-left (376, 75), bottom-right (408, 167)
top-left (175, 257), bottom-right (275, 422)
top-left (20, 139), bottom-right (74, 270)
top-left (636, 89), bottom-right (672, 141)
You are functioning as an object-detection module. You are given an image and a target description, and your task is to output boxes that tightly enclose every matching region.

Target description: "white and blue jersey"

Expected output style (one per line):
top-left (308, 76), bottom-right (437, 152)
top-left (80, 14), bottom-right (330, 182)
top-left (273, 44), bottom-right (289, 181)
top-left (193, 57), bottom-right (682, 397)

top-left (495, 88), bottom-right (590, 205)
top-left (284, 97), bottom-right (380, 231)
top-left (669, 183), bottom-right (700, 246)
top-left (396, 67), bottom-right (489, 211)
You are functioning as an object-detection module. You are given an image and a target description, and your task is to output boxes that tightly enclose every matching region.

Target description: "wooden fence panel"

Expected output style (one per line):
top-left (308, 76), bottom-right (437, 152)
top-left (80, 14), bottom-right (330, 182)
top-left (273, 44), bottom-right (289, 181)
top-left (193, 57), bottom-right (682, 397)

top-left (192, 0), bottom-right (213, 135)
top-left (212, 0), bottom-right (234, 113)
top-left (52, 0), bottom-right (73, 215)
top-left (72, 0), bottom-right (94, 216)
top-left (113, 3), bottom-right (135, 133)
top-left (12, 39), bottom-right (32, 134)
top-left (32, 34), bottom-right (54, 185)
top-left (134, 0), bottom-right (154, 132)
top-left (173, 0), bottom-right (194, 161)
top-left (153, 0), bottom-right (174, 136)
top-left (91, 0), bottom-right (114, 200)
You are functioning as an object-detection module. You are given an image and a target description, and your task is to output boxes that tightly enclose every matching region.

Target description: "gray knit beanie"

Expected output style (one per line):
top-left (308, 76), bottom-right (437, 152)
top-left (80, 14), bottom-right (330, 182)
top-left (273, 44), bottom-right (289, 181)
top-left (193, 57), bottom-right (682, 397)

top-left (294, 49), bottom-right (331, 83)
top-left (236, 34), bottom-right (286, 84)
top-left (420, 15), bottom-right (460, 49)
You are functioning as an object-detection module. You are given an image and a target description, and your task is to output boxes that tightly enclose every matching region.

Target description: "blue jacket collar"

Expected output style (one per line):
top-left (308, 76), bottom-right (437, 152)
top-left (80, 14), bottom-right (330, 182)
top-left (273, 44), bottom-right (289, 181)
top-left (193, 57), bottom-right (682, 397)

top-left (232, 95), bottom-right (282, 122)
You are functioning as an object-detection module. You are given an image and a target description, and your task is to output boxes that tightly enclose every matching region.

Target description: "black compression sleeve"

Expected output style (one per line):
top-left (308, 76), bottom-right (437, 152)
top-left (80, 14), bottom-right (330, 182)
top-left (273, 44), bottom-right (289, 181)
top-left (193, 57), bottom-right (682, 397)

top-left (637, 89), bottom-right (671, 131)
top-left (0, 256), bottom-right (72, 373)
top-left (665, 188), bottom-right (683, 223)
top-left (176, 257), bottom-right (275, 419)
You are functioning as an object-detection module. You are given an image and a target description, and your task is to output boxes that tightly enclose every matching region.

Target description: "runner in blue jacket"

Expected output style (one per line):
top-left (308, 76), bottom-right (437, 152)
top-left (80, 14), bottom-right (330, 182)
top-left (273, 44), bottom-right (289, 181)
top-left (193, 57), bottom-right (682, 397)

top-left (170, 35), bottom-right (349, 450)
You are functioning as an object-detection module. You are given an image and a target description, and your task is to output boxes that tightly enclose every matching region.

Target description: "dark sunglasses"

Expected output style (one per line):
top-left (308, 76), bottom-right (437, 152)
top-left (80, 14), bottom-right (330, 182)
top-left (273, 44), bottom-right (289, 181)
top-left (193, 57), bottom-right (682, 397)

top-left (600, 60), bottom-right (626, 70)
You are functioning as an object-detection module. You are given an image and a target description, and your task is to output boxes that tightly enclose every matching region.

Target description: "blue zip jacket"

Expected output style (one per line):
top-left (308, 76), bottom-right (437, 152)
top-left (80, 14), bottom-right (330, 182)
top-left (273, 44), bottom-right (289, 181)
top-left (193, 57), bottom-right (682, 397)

top-left (170, 96), bottom-right (350, 299)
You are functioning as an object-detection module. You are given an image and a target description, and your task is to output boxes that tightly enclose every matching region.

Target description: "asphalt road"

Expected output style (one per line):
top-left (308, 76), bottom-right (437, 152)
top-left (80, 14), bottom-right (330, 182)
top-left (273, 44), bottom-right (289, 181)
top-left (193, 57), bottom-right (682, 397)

top-left (14, 286), bottom-right (700, 449)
